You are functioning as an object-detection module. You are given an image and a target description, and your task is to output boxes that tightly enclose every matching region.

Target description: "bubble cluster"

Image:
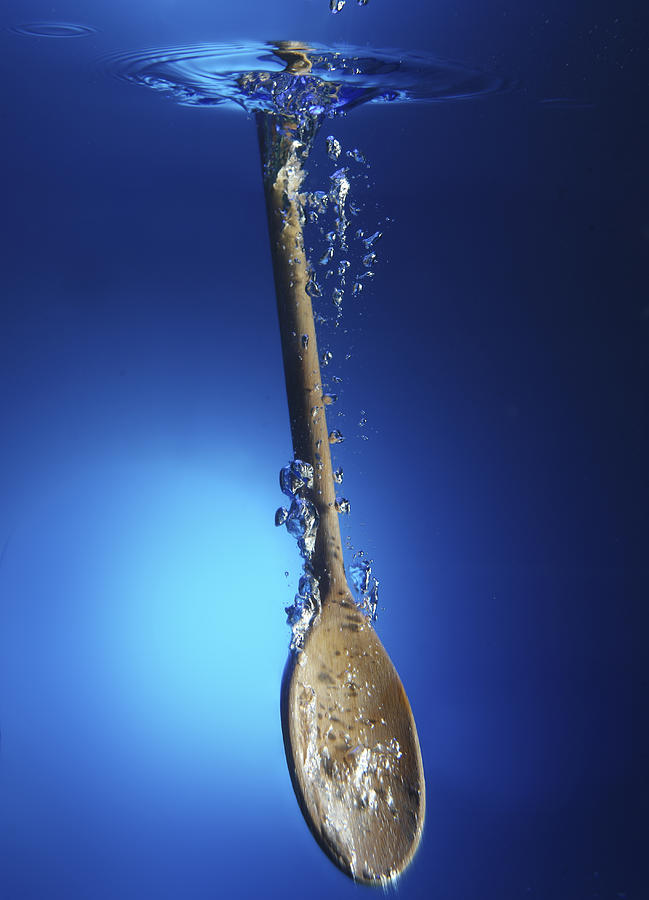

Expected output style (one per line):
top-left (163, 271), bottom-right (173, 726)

top-left (275, 460), bottom-right (322, 649)
top-left (350, 552), bottom-right (380, 621)
top-left (302, 134), bottom-right (383, 335)
top-left (287, 573), bottom-right (322, 651)
top-left (276, 460), bottom-right (319, 560)
top-left (326, 135), bottom-right (342, 160)
top-left (277, 138), bottom-right (386, 643)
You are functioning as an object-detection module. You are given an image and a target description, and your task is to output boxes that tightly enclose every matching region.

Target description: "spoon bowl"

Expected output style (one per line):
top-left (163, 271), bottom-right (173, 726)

top-left (282, 592), bottom-right (425, 885)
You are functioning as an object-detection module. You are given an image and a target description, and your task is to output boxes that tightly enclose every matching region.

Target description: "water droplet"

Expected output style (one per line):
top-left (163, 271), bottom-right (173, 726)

top-left (329, 0), bottom-right (346, 13)
top-left (335, 497), bottom-right (351, 514)
top-left (318, 246), bottom-right (334, 265)
top-left (325, 135), bottom-right (341, 160)
top-left (352, 281), bottom-right (363, 296)
top-left (332, 375), bottom-right (343, 384)
top-left (332, 287), bottom-right (343, 307)
top-left (362, 252), bottom-right (376, 267)
top-left (329, 430), bottom-right (344, 444)
top-left (321, 349), bottom-right (333, 366)
top-left (323, 393), bottom-right (337, 405)
top-left (338, 259), bottom-right (351, 276)
top-left (301, 333), bottom-right (309, 350)
top-left (333, 467), bottom-right (344, 483)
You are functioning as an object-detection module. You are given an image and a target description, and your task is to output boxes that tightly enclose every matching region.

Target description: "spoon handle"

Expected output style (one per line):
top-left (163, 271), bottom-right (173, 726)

top-left (257, 113), bottom-right (347, 600)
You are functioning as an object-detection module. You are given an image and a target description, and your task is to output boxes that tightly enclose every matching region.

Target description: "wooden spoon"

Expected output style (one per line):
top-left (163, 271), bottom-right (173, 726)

top-left (257, 108), bottom-right (425, 886)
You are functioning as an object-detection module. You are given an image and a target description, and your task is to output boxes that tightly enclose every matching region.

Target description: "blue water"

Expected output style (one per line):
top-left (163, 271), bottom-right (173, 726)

top-left (0, 0), bottom-right (645, 897)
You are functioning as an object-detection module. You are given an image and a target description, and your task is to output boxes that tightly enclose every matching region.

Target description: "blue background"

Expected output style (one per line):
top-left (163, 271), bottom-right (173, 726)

top-left (0, 1), bottom-right (646, 898)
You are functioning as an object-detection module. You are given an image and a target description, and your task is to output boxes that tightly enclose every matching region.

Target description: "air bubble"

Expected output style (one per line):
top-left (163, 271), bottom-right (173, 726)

top-left (363, 230), bottom-right (382, 248)
top-left (280, 459), bottom-right (314, 498)
top-left (350, 555), bottom-right (379, 621)
top-left (286, 497), bottom-right (319, 558)
top-left (335, 497), bottom-right (351, 514)
top-left (301, 333), bottom-right (309, 349)
top-left (329, 430), bottom-right (344, 444)
top-left (275, 507), bottom-right (289, 526)
top-left (321, 349), bottom-right (333, 366)
top-left (346, 148), bottom-right (366, 163)
top-left (286, 570), bottom-right (321, 650)
top-left (333, 467), bottom-right (344, 483)
top-left (326, 136), bottom-right (342, 160)
top-left (306, 276), bottom-right (322, 297)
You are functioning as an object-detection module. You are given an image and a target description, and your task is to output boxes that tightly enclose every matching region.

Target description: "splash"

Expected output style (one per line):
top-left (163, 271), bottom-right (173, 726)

top-left (106, 41), bottom-right (508, 119)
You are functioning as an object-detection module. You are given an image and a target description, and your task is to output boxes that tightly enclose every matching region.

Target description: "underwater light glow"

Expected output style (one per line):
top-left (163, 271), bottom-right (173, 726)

top-left (0, 452), bottom-right (292, 784)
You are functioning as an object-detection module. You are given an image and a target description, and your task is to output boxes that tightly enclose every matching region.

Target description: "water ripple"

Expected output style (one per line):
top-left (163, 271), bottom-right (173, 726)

top-left (103, 41), bottom-right (508, 117)
top-left (10, 22), bottom-right (97, 38)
